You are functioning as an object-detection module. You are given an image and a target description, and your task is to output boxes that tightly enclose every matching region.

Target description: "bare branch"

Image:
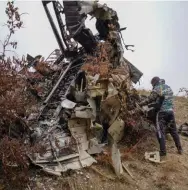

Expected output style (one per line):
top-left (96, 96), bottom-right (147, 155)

top-left (2, 23), bottom-right (9, 27)
top-left (20, 13), bottom-right (29, 17)
top-left (1, 2), bottom-right (27, 60)
top-left (4, 50), bottom-right (19, 56)
top-left (0, 40), bottom-right (3, 46)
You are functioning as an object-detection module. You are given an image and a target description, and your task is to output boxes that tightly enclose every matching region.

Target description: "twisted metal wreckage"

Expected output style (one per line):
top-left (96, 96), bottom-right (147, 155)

top-left (25, 1), bottom-right (144, 177)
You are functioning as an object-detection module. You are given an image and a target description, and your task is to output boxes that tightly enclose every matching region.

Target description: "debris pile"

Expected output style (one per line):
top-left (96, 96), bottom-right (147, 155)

top-left (27, 43), bottom-right (143, 177)
top-left (1, 0), bottom-right (146, 182)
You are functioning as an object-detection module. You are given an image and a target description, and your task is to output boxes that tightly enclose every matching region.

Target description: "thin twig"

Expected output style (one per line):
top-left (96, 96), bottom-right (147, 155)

top-left (5, 50), bottom-right (19, 56)
top-left (20, 12), bottom-right (29, 16)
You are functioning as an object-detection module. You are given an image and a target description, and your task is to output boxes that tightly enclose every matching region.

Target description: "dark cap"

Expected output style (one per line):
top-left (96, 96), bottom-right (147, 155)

top-left (151, 76), bottom-right (160, 87)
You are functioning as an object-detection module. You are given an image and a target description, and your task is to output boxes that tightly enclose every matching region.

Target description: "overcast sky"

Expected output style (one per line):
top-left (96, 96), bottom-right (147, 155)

top-left (0, 1), bottom-right (187, 93)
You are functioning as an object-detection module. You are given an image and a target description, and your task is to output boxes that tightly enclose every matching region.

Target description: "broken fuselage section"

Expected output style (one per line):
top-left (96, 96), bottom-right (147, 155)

top-left (28, 0), bottom-right (143, 176)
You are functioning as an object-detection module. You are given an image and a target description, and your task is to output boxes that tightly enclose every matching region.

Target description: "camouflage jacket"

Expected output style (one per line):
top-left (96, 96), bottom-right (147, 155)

top-left (140, 80), bottom-right (174, 112)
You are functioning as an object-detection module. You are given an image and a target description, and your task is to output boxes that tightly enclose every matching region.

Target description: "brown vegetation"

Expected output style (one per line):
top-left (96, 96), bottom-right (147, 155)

top-left (0, 2), bottom-right (35, 189)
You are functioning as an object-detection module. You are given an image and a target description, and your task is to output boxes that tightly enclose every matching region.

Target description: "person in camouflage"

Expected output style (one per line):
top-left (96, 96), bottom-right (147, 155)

top-left (139, 77), bottom-right (182, 156)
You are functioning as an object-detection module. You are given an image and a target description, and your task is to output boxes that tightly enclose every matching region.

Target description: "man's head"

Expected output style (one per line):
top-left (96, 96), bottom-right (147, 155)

top-left (151, 76), bottom-right (160, 87)
top-left (161, 79), bottom-right (165, 84)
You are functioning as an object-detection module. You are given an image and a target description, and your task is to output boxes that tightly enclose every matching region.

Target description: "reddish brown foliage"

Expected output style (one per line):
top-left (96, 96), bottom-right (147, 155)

top-left (0, 136), bottom-right (29, 189)
top-left (0, 1), bottom-right (36, 133)
top-left (0, 64), bottom-right (36, 133)
top-left (0, 2), bottom-right (37, 189)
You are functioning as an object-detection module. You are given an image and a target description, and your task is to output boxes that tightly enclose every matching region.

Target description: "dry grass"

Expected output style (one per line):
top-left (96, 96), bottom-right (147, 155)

top-left (174, 96), bottom-right (188, 124)
top-left (137, 89), bottom-right (151, 96)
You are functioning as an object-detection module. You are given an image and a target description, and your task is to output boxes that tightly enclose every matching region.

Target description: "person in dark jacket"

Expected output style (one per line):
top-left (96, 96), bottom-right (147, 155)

top-left (139, 77), bottom-right (182, 156)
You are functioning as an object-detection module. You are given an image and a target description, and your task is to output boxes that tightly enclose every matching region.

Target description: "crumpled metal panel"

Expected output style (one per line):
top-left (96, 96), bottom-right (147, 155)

top-left (68, 118), bottom-right (90, 151)
top-left (61, 98), bottom-right (77, 109)
top-left (107, 82), bottom-right (118, 98)
top-left (74, 106), bottom-right (93, 119)
top-left (108, 119), bottom-right (125, 143)
top-left (33, 150), bottom-right (96, 176)
top-left (29, 118), bottom-right (97, 176)
top-left (30, 131), bottom-right (79, 164)
top-left (87, 80), bottom-right (108, 98)
top-left (124, 58), bottom-right (143, 84)
top-left (111, 143), bottom-right (123, 177)
top-left (101, 95), bottom-right (121, 126)
top-left (87, 138), bottom-right (104, 154)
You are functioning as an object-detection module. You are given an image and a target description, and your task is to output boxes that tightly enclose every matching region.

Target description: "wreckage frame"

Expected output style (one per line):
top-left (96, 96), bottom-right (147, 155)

top-left (25, 0), bottom-right (144, 177)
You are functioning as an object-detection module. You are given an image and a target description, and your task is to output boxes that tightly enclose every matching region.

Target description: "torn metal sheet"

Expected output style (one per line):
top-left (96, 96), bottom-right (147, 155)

top-left (178, 123), bottom-right (188, 136)
top-left (108, 119), bottom-right (125, 143)
top-left (68, 118), bottom-right (91, 129)
top-left (34, 153), bottom-right (96, 176)
top-left (29, 124), bottom-right (96, 176)
top-left (87, 87), bottom-right (106, 97)
top-left (145, 151), bottom-right (161, 163)
top-left (68, 118), bottom-right (91, 151)
top-left (78, 148), bottom-right (97, 168)
top-left (74, 106), bottom-right (93, 119)
top-left (111, 143), bottom-right (123, 177)
top-left (87, 98), bottom-right (97, 119)
top-left (69, 126), bottom-right (89, 151)
top-left (101, 95), bottom-right (121, 126)
top-left (107, 82), bottom-right (118, 98)
top-left (27, 113), bottom-right (39, 121)
top-left (61, 98), bottom-right (77, 109)
top-left (87, 74), bottom-right (100, 86)
top-left (29, 130), bottom-right (79, 163)
top-left (87, 80), bottom-right (108, 97)
top-left (125, 58), bottom-right (143, 84)
top-left (87, 138), bottom-right (104, 155)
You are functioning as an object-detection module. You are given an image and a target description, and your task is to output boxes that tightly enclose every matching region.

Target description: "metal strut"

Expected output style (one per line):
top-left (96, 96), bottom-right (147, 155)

top-left (52, 1), bottom-right (71, 51)
top-left (42, 1), bottom-right (65, 54)
top-left (42, 1), bottom-right (77, 56)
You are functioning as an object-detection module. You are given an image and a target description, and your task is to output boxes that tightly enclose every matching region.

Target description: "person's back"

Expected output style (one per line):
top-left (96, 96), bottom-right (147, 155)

top-left (153, 80), bottom-right (174, 112)
top-left (139, 77), bottom-right (182, 156)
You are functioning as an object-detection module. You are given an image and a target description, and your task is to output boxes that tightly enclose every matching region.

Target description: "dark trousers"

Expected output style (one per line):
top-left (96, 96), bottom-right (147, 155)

top-left (156, 111), bottom-right (182, 154)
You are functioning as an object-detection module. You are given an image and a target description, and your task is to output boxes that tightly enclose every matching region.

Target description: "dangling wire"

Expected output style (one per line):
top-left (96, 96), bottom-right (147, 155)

top-left (119, 30), bottom-right (135, 52)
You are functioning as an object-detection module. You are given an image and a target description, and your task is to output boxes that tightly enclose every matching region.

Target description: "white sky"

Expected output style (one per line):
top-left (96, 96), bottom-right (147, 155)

top-left (0, 1), bottom-right (187, 93)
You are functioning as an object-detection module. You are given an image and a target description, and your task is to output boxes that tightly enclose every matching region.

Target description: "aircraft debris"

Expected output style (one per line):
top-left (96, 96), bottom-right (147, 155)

top-left (178, 123), bottom-right (188, 136)
top-left (16, 0), bottom-right (145, 177)
top-left (144, 151), bottom-right (161, 163)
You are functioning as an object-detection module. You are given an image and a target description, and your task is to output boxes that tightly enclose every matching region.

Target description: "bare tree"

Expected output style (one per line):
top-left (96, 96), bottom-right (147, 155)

top-left (0, 1), bottom-right (26, 62)
top-left (178, 88), bottom-right (188, 97)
